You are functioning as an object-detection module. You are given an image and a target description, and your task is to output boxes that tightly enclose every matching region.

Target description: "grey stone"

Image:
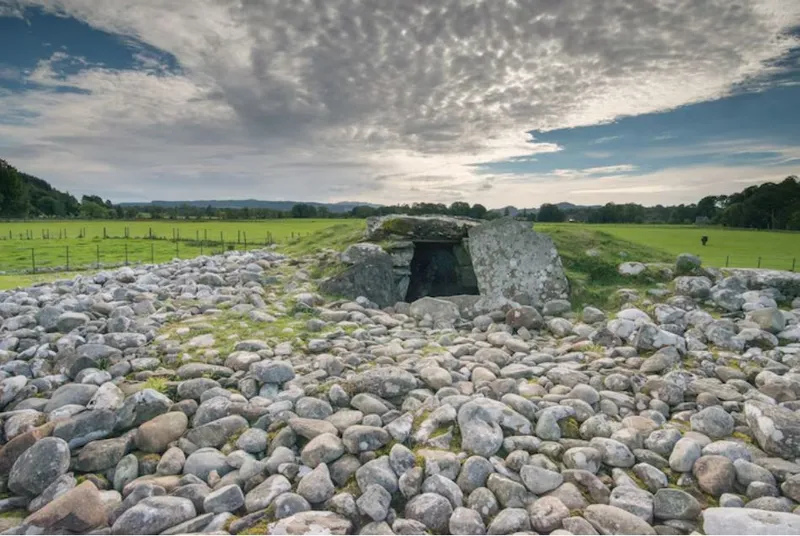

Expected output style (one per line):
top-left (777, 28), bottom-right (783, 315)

top-left (320, 253), bottom-right (397, 308)
top-left (266, 511), bottom-right (351, 535)
top-left (528, 495), bottom-right (570, 533)
top-left (702, 507), bottom-right (800, 535)
top-left (449, 506), bottom-right (486, 535)
top-left (44, 383), bottom-right (98, 413)
top-left (27, 472), bottom-right (76, 513)
top-left (486, 508), bottom-right (530, 535)
top-left (457, 456), bottom-right (494, 495)
top-left (409, 297), bottom-right (461, 327)
top-left (356, 456), bottom-right (398, 494)
top-left (468, 219), bottom-right (569, 309)
top-left (350, 367), bottom-right (417, 399)
top-left (744, 400), bottom-right (800, 459)
top-left (274, 493), bottom-right (311, 519)
top-left (203, 484), bottom-right (245, 513)
top-left (52, 409), bottom-right (116, 449)
top-left (653, 488), bottom-right (701, 521)
top-left (584, 504), bottom-right (657, 535)
top-left (250, 360), bottom-right (295, 384)
top-left (610, 485), bottom-right (654, 523)
top-left (404, 493), bottom-right (453, 533)
top-left (342, 425), bottom-right (390, 454)
top-left (520, 465), bottom-right (563, 494)
top-left (157, 447), bottom-right (185, 476)
top-left (183, 448), bottom-right (230, 482)
top-left (244, 474), bottom-right (292, 513)
top-left (111, 496), bottom-right (196, 535)
top-left (670, 438), bottom-right (702, 472)
top-left (236, 428), bottom-right (268, 454)
top-left (422, 474), bottom-right (463, 508)
top-left (297, 463), bottom-right (335, 504)
top-left (184, 415), bottom-right (248, 449)
top-left (115, 389), bottom-right (172, 431)
top-left (590, 437), bottom-right (636, 467)
top-left (301, 433), bottom-right (345, 468)
top-left (8, 437), bottom-right (71, 497)
top-left (691, 406), bottom-right (735, 439)
top-left (356, 484), bottom-right (392, 521)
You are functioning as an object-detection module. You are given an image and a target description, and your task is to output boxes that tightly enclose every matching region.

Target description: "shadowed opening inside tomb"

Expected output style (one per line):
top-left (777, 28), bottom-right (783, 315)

top-left (405, 241), bottom-right (479, 302)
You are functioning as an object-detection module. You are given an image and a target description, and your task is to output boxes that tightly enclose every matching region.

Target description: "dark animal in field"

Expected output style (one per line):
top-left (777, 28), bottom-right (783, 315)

top-left (701, 236), bottom-right (708, 246)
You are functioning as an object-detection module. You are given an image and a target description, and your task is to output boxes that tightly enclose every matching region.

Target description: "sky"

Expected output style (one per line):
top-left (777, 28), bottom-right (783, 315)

top-left (0, 1), bottom-right (798, 208)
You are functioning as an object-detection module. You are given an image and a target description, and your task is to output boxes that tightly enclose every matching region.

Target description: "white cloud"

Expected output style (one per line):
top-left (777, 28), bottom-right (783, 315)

top-left (589, 135), bottom-right (623, 145)
top-left (0, 0), bottom-right (798, 204)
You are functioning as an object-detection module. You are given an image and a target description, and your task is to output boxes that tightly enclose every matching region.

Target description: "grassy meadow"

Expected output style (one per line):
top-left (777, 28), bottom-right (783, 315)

top-left (0, 219), bottom-right (347, 274)
top-left (537, 223), bottom-right (800, 271)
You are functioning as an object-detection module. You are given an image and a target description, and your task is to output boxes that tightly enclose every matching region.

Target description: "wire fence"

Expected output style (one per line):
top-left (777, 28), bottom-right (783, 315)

top-left (0, 231), bottom-right (311, 275)
top-left (0, 226), bottom-right (307, 244)
top-left (695, 255), bottom-right (797, 272)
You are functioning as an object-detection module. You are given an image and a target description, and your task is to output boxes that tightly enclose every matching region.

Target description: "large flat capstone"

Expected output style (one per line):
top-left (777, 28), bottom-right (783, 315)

top-left (365, 215), bottom-right (478, 242)
top-left (468, 219), bottom-right (569, 309)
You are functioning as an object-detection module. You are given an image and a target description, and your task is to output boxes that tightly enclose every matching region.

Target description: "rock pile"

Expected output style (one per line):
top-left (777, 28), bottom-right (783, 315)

top-left (1, 246), bottom-right (800, 535)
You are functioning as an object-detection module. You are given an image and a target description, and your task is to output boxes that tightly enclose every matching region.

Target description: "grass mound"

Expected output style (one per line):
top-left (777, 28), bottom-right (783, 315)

top-left (539, 225), bottom-right (674, 309)
top-left (279, 221), bottom-right (365, 257)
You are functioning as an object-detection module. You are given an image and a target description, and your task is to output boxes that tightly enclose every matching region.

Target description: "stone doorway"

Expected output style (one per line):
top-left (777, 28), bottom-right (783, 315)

top-left (405, 241), bottom-right (479, 302)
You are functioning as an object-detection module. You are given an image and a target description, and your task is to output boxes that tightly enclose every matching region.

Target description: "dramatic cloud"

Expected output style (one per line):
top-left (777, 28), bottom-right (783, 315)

top-left (1, 0), bottom-right (798, 204)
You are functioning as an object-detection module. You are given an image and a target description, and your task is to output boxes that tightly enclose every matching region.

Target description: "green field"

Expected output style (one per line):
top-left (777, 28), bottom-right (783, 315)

top-left (538, 223), bottom-right (800, 271)
top-left (0, 219), bottom-right (347, 274)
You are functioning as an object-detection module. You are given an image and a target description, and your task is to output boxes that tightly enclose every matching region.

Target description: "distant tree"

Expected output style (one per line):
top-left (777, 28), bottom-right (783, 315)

top-left (537, 203), bottom-right (565, 222)
top-left (0, 162), bottom-right (30, 217)
top-left (788, 211), bottom-right (800, 231)
top-left (79, 200), bottom-right (110, 219)
top-left (351, 205), bottom-right (378, 218)
top-left (449, 201), bottom-right (471, 217)
top-left (291, 203), bottom-right (318, 218)
top-left (469, 204), bottom-right (488, 219)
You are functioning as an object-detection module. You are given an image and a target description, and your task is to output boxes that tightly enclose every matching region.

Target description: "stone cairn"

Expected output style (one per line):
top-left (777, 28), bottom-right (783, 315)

top-left (0, 218), bottom-right (799, 534)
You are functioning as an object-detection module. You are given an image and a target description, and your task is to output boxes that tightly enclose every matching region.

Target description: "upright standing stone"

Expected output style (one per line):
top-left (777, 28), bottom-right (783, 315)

top-left (468, 219), bottom-right (569, 309)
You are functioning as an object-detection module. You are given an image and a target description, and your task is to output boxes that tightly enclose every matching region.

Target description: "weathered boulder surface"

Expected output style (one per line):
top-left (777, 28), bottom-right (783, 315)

top-left (319, 253), bottom-right (397, 307)
top-left (468, 218), bottom-right (569, 309)
top-left (365, 215), bottom-right (478, 242)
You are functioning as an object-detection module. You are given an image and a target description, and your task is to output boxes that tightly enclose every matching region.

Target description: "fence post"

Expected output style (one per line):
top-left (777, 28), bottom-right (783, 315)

top-left (103, 227), bottom-right (107, 239)
top-left (238, 230), bottom-right (241, 244)
top-left (220, 231), bottom-right (223, 244)
top-left (31, 248), bottom-right (35, 274)
top-left (725, 255), bottom-right (729, 268)
top-left (758, 256), bottom-right (762, 268)
top-left (124, 243), bottom-right (129, 266)
top-left (66, 245), bottom-right (69, 271)
top-left (96, 244), bottom-right (100, 268)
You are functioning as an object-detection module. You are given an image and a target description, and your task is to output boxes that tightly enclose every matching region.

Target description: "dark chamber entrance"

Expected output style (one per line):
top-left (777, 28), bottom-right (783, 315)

top-left (405, 242), bottom-right (479, 302)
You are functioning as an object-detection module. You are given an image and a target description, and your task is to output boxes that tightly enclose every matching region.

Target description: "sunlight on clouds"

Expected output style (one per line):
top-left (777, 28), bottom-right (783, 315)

top-left (0, 0), bottom-right (798, 204)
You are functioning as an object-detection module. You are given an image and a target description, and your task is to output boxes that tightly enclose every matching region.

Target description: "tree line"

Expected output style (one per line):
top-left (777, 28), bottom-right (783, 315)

top-left (1, 159), bottom-right (798, 229)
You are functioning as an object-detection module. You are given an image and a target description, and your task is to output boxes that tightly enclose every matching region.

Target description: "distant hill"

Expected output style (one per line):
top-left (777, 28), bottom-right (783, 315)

top-left (488, 202), bottom-right (598, 216)
top-left (119, 199), bottom-right (381, 213)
